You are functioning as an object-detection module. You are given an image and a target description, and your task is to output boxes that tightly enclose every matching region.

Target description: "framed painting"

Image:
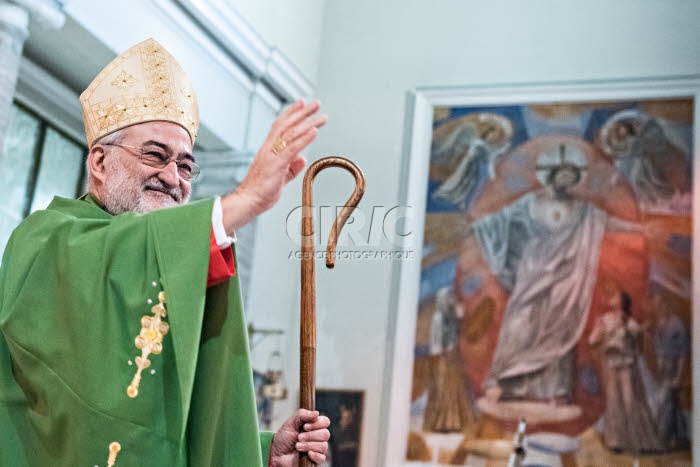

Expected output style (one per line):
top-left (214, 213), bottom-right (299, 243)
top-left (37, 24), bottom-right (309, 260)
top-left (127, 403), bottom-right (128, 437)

top-left (382, 77), bottom-right (700, 467)
top-left (317, 389), bottom-right (365, 467)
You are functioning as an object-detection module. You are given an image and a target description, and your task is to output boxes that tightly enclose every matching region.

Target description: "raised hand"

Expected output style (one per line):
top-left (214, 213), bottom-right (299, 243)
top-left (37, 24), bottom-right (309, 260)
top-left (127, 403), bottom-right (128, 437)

top-left (222, 100), bottom-right (327, 233)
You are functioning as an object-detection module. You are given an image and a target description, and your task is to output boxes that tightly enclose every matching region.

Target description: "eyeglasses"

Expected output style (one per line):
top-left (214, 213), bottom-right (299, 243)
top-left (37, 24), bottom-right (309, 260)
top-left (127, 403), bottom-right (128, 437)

top-left (102, 143), bottom-right (200, 181)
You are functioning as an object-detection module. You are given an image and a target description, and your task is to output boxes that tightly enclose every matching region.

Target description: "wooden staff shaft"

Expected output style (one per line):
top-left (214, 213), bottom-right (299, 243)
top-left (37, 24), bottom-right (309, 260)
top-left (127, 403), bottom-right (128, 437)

top-left (300, 201), bottom-right (316, 412)
top-left (300, 156), bottom-right (365, 467)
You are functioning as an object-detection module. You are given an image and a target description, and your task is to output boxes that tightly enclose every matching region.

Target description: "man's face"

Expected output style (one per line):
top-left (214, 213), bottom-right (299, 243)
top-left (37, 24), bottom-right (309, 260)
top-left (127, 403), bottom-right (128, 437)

top-left (553, 166), bottom-right (579, 190)
top-left (99, 121), bottom-right (193, 215)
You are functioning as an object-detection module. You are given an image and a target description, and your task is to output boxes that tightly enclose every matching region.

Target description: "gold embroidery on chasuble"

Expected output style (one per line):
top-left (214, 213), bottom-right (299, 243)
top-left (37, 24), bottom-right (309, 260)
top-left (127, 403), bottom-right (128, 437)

top-left (106, 441), bottom-right (121, 467)
top-left (127, 291), bottom-right (169, 398)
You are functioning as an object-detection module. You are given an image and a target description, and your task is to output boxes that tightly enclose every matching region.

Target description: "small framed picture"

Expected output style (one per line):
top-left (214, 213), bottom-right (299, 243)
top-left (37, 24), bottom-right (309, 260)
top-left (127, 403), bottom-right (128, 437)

top-left (317, 389), bottom-right (365, 467)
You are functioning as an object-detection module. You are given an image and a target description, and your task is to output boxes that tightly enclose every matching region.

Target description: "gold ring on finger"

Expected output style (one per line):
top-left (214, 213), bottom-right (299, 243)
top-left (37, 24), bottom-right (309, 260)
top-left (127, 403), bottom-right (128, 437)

top-left (271, 137), bottom-right (287, 155)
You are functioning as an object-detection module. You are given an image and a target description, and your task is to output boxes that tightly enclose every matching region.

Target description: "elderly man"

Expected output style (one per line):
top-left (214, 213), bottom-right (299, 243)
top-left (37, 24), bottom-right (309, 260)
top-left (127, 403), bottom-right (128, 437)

top-left (0, 38), bottom-right (329, 466)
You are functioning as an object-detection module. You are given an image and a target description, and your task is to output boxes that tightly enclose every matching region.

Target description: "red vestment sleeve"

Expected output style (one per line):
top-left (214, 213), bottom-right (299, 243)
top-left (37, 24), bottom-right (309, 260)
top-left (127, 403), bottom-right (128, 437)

top-left (207, 228), bottom-right (236, 287)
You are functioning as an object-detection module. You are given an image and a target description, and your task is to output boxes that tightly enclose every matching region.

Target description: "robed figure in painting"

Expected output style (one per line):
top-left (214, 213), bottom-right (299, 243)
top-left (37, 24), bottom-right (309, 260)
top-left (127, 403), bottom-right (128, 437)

top-left (652, 291), bottom-right (691, 450)
top-left (474, 142), bottom-right (608, 404)
top-left (589, 291), bottom-right (663, 453)
top-left (462, 136), bottom-right (640, 415)
top-left (423, 286), bottom-right (474, 432)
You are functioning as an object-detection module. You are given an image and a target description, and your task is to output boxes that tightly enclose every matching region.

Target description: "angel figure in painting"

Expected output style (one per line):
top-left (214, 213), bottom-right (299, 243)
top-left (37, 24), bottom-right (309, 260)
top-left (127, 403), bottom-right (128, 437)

top-left (599, 109), bottom-right (691, 211)
top-left (432, 113), bottom-right (513, 210)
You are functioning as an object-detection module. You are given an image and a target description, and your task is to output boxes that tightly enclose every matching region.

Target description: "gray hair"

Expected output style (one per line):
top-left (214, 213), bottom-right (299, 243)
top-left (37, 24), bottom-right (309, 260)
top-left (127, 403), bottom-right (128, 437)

top-left (85, 128), bottom-right (129, 188)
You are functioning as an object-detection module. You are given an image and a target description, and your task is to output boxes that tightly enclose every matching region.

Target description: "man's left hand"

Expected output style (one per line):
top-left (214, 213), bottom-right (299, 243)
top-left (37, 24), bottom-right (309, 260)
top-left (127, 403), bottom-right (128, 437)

top-left (270, 409), bottom-right (330, 466)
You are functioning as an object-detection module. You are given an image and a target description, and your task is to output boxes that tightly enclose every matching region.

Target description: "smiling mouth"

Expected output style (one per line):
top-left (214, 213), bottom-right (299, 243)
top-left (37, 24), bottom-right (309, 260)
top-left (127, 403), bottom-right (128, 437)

top-left (145, 187), bottom-right (177, 202)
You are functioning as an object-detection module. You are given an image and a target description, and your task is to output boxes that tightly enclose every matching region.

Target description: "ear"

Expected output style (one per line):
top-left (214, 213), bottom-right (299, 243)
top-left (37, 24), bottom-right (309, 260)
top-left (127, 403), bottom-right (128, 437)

top-left (87, 145), bottom-right (109, 186)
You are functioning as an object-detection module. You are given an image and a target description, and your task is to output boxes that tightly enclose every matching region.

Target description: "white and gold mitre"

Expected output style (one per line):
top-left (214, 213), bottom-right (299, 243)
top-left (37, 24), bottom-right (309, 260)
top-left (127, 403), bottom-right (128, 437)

top-left (80, 38), bottom-right (199, 147)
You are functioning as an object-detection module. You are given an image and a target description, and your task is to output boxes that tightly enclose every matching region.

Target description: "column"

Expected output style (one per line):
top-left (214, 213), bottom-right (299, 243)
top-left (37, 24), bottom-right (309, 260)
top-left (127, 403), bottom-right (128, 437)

top-left (0, 0), bottom-right (65, 159)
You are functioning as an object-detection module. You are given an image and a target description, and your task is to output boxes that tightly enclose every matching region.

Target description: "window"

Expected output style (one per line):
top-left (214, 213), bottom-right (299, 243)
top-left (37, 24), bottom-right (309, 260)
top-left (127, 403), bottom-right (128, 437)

top-left (0, 101), bottom-right (86, 258)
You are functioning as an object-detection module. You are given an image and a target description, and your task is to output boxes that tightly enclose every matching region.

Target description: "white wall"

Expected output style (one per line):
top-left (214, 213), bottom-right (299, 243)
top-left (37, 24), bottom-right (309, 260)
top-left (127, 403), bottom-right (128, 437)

top-left (227, 0), bottom-right (326, 83)
top-left (61, 0), bottom-right (324, 151)
top-left (248, 0), bottom-right (700, 465)
top-left (63, 0), bottom-right (251, 150)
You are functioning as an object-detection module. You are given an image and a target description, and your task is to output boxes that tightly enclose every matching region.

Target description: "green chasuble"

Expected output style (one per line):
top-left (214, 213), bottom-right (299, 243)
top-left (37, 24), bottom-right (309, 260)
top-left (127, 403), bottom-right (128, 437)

top-left (0, 195), bottom-right (273, 466)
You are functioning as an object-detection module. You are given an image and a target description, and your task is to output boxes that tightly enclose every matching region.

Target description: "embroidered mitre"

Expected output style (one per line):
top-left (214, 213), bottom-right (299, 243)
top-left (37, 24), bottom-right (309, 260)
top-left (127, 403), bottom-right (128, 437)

top-left (80, 38), bottom-right (199, 147)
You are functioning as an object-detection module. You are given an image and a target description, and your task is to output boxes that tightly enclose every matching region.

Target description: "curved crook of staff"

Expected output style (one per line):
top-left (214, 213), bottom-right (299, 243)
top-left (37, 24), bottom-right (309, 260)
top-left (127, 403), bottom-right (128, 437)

top-left (300, 156), bottom-right (365, 467)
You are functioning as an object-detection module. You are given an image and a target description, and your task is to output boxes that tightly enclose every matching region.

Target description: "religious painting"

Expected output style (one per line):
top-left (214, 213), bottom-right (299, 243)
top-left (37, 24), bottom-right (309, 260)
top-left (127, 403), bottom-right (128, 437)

top-left (317, 389), bottom-right (364, 467)
top-left (401, 82), bottom-right (696, 467)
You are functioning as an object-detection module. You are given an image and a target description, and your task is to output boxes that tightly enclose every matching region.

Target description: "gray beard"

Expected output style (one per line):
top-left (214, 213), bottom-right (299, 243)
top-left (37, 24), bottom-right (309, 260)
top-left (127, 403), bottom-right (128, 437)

top-left (100, 157), bottom-right (190, 215)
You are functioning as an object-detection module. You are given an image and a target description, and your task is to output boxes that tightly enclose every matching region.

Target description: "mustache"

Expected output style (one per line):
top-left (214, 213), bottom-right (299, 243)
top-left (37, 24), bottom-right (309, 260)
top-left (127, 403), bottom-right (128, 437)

top-left (144, 178), bottom-right (183, 202)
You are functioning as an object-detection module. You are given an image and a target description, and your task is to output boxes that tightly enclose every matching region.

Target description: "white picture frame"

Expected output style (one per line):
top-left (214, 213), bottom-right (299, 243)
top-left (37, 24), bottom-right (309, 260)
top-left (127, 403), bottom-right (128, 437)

top-left (381, 77), bottom-right (700, 467)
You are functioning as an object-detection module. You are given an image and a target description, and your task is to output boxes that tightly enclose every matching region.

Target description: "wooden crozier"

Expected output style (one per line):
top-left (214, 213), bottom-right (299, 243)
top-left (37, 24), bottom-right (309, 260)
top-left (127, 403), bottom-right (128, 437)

top-left (300, 157), bottom-right (365, 467)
